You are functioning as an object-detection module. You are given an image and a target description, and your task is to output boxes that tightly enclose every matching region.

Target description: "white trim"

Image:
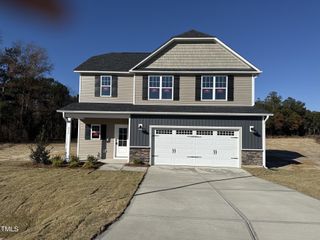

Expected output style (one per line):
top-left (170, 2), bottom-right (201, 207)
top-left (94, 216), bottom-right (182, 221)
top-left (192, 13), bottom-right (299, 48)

top-left (58, 109), bottom-right (273, 117)
top-left (201, 75), bottom-right (228, 101)
top-left (148, 125), bottom-right (242, 168)
top-left (127, 117), bottom-right (131, 163)
top-left (130, 38), bottom-right (176, 71)
top-left (252, 76), bottom-right (256, 106)
top-left (133, 75), bottom-right (136, 104)
top-left (148, 75), bottom-right (174, 100)
top-left (132, 70), bottom-right (259, 74)
top-left (75, 70), bottom-right (132, 74)
top-left (262, 115), bottom-right (270, 168)
top-left (213, 38), bottom-right (262, 73)
top-left (90, 124), bottom-right (101, 140)
top-left (100, 75), bottom-right (112, 97)
top-left (113, 124), bottom-right (129, 159)
top-left (77, 119), bottom-right (80, 157)
top-left (78, 75), bottom-right (82, 102)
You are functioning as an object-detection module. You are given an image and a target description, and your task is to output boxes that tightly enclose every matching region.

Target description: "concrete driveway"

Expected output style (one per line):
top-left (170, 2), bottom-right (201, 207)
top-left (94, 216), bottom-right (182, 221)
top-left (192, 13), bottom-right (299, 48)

top-left (97, 166), bottom-right (320, 240)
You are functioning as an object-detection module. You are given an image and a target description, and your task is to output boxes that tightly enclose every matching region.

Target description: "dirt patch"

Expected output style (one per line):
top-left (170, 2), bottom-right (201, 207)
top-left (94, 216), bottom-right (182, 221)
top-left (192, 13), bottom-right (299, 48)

top-left (0, 143), bottom-right (77, 162)
top-left (0, 161), bottom-right (144, 240)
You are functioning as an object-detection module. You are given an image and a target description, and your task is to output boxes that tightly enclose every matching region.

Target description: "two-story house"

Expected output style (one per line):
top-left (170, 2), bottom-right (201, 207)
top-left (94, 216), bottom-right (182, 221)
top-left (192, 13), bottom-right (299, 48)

top-left (58, 30), bottom-right (271, 168)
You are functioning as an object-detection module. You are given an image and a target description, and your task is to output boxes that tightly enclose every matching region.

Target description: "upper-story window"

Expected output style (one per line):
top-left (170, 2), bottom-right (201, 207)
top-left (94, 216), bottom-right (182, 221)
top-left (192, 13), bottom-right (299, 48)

top-left (100, 75), bottom-right (112, 97)
top-left (148, 75), bottom-right (173, 100)
top-left (201, 76), bottom-right (227, 101)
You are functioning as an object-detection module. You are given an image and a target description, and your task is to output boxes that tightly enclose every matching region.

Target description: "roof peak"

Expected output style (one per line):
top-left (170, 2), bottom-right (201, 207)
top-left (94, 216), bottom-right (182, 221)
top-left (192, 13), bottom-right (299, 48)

top-left (173, 29), bottom-right (215, 38)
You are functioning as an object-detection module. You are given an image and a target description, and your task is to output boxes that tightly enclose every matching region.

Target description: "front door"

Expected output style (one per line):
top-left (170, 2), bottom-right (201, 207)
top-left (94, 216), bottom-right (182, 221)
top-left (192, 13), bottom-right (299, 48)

top-left (115, 124), bottom-right (129, 158)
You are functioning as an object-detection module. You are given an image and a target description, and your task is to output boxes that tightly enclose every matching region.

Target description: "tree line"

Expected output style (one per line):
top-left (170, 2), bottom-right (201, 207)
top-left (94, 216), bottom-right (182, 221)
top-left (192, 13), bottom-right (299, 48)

top-left (256, 91), bottom-right (320, 136)
top-left (0, 42), bottom-right (77, 142)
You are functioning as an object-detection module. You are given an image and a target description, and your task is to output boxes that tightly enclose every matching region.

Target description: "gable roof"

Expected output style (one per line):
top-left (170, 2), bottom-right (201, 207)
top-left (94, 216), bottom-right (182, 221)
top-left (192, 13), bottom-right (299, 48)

top-left (173, 29), bottom-right (214, 38)
top-left (75, 30), bottom-right (261, 74)
top-left (74, 52), bottom-right (150, 72)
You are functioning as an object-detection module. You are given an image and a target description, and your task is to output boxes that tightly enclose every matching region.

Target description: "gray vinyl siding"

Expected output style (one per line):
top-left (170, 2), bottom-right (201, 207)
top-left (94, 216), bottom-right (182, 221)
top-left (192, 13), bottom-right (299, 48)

top-left (144, 42), bottom-right (251, 69)
top-left (80, 74), bottom-right (133, 103)
top-left (78, 118), bottom-right (128, 160)
top-left (130, 115), bottom-right (262, 149)
top-left (135, 75), bottom-right (252, 106)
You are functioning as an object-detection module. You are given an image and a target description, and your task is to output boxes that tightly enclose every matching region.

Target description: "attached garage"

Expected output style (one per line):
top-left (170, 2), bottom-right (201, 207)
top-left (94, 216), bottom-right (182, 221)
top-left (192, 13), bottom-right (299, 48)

top-left (152, 128), bottom-right (240, 167)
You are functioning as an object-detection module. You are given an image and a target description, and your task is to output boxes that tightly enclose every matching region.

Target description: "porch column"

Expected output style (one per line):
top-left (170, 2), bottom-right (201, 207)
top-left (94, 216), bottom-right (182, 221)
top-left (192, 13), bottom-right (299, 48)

top-left (65, 117), bottom-right (72, 162)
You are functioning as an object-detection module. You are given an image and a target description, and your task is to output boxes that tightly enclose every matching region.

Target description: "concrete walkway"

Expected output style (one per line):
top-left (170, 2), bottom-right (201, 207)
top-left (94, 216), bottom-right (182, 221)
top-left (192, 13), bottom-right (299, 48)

top-left (97, 166), bottom-right (320, 240)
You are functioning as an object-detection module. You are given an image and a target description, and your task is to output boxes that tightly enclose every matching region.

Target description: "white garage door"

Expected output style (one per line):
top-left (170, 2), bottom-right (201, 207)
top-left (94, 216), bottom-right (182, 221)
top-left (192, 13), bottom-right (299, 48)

top-left (153, 128), bottom-right (240, 167)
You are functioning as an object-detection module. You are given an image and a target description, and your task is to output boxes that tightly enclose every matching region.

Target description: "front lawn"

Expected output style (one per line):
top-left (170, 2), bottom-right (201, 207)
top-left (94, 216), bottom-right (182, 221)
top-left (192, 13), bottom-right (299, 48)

top-left (0, 161), bottom-right (144, 240)
top-left (245, 167), bottom-right (320, 200)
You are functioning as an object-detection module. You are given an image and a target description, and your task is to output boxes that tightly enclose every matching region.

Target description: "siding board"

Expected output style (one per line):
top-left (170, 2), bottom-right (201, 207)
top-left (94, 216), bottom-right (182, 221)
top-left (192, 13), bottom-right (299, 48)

top-left (80, 74), bottom-right (133, 103)
top-left (135, 75), bottom-right (252, 105)
top-left (78, 119), bottom-right (128, 160)
top-left (144, 42), bottom-right (251, 69)
top-left (130, 115), bottom-right (262, 149)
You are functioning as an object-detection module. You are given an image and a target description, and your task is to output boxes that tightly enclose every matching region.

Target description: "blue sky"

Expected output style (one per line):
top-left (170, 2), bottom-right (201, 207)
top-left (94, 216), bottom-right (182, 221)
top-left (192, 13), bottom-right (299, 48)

top-left (0, 0), bottom-right (319, 110)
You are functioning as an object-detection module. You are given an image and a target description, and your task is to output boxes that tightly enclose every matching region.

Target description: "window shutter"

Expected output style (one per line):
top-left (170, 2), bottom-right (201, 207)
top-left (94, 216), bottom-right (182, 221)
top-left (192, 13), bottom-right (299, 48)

top-left (227, 75), bottom-right (234, 101)
top-left (195, 75), bottom-right (201, 101)
top-left (142, 75), bottom-right (148, 100)
top-left (111, 76), bottom-right (118, 97)
top-left (101, 124), bottom-right (107, 140)
top-left (101, 124), bottom-right (107, 159)
top-left (173, 75), bottom-right (180, 101)
top-left (95, 76), bottom-right (100, 97)
top-left (85, 124), bottom-right (91, 140)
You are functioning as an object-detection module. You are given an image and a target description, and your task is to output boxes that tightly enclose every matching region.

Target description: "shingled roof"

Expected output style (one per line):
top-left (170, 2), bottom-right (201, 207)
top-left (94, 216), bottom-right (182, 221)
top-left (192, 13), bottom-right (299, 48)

top-left (74, 52), bottom-right (150, 72)
top-left (173, 29), bottom-right (214, 38)
top-left (58, 103), bottom-right (271, 115)
top-left (74, 30), bottom-right (219, 72)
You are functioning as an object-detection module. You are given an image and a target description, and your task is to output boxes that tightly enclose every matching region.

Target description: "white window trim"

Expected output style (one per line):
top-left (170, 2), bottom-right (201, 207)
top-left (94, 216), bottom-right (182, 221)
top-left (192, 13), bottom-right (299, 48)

top-left (148, 75), bottom-right (174, 100)
top-left (100, 75), bottom-right (112, 97)
top-left (91, 124), bottom-right (101, 140)
top-left (201, 75), bottom-right (228, 101)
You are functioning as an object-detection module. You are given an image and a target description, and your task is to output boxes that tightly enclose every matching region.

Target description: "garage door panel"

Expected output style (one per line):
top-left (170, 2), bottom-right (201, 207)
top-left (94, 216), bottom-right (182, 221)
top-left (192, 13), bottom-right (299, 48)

top-left (153, 128), bottom-right (240, 168)
top-left (172, 132), bottom-right (195, 165)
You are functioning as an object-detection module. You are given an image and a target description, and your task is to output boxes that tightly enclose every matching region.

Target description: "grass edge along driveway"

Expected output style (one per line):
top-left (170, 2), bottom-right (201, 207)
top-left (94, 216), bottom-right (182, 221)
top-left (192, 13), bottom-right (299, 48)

top-left (244, 167), bottom-right (320, 200)
top-left (0, 161), bottom-right (145, 240)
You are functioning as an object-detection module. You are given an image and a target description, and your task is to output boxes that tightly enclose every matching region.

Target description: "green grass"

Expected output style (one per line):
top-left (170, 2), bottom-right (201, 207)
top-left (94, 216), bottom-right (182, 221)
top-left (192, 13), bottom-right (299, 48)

top-left (0, 161), bottom-right (144, 240)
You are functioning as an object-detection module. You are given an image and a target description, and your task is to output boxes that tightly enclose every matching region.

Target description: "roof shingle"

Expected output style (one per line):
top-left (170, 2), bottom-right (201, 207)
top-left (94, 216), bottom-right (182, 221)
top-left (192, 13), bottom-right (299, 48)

top-left (74, 52), bottom-right (150, 71)
top-left (58, 103), bottom-right (271, 115)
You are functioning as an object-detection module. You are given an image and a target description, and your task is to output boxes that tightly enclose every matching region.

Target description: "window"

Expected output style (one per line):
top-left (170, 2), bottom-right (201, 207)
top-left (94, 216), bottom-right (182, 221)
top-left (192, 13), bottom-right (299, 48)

top-left (91, 124), bottom-right (101, 139)
top-left (196, 130), bottom-right (213, 135)
top-left (156, 129), bottom-right (172, 134)
top-left (201, 76), bottom-right (227, 101)
top-left (100, 76), bottom-right (112, 97)
top-left (176, 129), bottom-right (193, 135)
top-left (217, 130), bottom-right (234, 136)
top-left (148, 75), bottom-right (173, 100)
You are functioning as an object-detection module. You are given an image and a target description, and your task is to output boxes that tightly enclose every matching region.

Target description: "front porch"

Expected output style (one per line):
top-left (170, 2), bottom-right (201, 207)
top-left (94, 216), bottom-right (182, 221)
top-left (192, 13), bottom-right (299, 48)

top-left (62, 112), bottom-right (131, 162)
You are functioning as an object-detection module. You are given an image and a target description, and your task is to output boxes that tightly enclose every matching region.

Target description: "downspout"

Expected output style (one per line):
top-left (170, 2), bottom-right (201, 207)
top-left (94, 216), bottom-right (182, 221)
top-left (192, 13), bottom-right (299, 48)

top-left (262, 115), bottom-right (270, 168)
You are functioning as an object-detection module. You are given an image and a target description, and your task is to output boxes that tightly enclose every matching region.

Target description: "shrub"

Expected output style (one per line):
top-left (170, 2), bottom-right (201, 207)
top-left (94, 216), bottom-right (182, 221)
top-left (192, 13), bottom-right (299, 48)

top-left (82, 161), bottom-right (95, 169)
top-left (69, 161), bottom-right (81, 168)
top-left (51, 155), bottom-right (64, 167)
top-left (70, 155), bottom-right (80, 162)
top-left (29, 129), bottom-right (51, 165)
top-left (87, 155), bottom-right (98, 163)
top-left (133, 158), bottom-right (144, 165)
